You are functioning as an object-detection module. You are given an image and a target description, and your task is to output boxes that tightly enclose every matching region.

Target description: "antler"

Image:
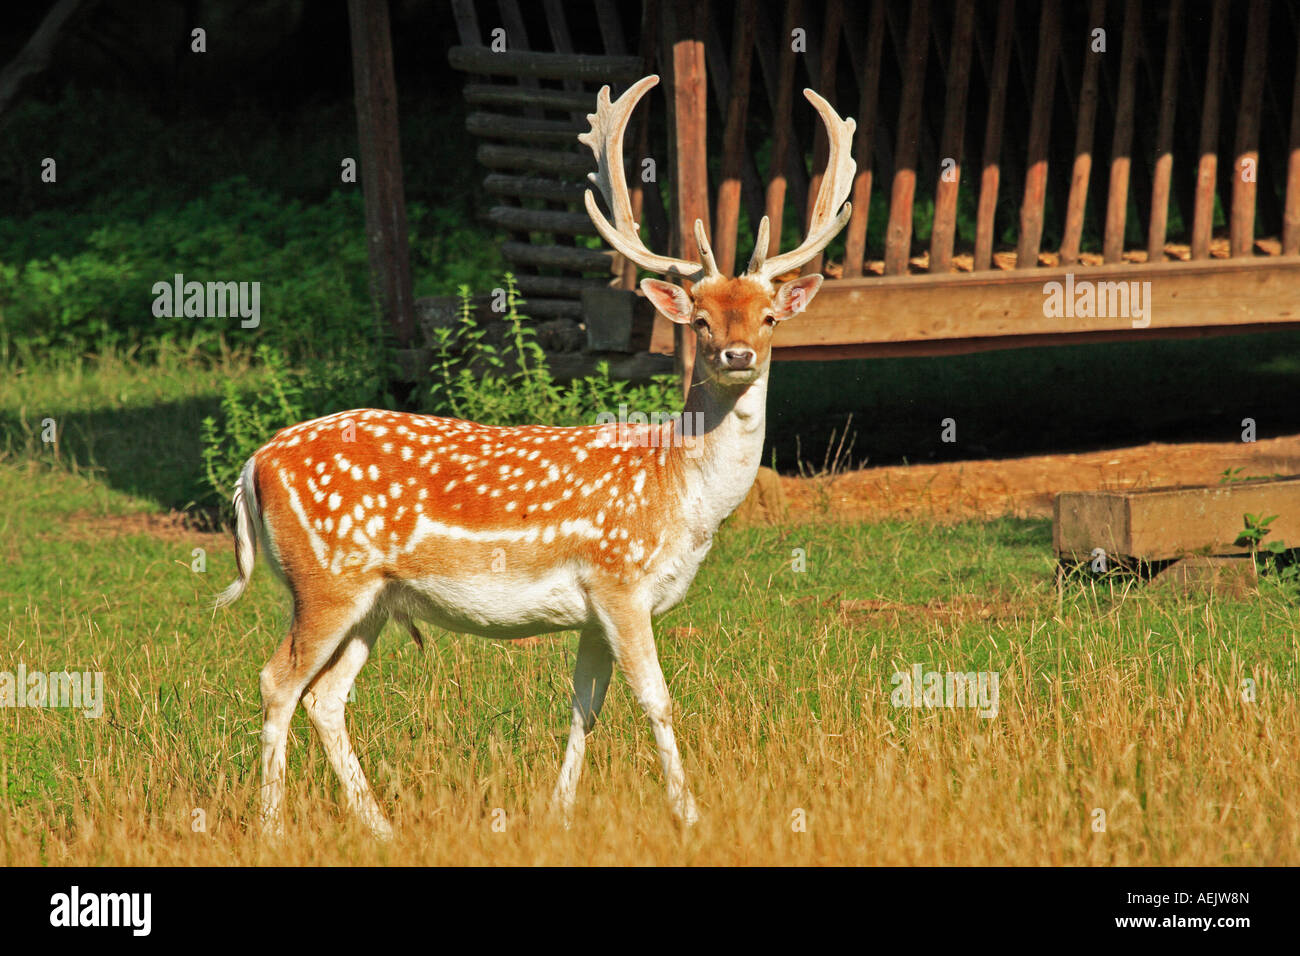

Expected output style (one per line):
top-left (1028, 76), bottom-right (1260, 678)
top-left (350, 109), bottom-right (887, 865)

top-left (579, 75), bottom-right (721, 283)
top-left (746, 89), bottom-right (856, 281)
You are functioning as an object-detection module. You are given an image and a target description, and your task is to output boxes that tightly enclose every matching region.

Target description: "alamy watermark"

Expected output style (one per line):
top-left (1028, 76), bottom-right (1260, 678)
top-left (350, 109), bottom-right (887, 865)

top-left (891, 664), bottom-right (999, 718)
top-left (593, 404), bottom-right (706, 458)
top-left (1, 663), bottom-right (103, 718)
top-left (151, 273), bottom-right (260, 328)
top-left (1043, 273), bottom-right (1152, 328)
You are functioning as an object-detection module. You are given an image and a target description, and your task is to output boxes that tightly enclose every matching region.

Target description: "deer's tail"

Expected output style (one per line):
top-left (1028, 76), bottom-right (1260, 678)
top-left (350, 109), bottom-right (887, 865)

top-left (214, 457), bottom-right (260, 610)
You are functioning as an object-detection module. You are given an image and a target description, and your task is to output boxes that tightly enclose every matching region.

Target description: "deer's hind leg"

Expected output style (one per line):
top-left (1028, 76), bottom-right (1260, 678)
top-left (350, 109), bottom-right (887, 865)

top-left (258, 585), bottom-right (381, 837)
top-left (301, 606), bottom-right (391, 838)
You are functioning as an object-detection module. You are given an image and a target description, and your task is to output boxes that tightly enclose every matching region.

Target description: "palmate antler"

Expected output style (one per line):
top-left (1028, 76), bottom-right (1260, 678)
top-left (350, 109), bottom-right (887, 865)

top-left (579, 75), bottom-right (856, 284)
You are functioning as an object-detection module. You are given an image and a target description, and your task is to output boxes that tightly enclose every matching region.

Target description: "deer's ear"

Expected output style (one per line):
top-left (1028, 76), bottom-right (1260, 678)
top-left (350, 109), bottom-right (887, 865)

top-left (641, 278), bottom-right (694, 324)
top-left (773, 274), bottom-right (823, 321)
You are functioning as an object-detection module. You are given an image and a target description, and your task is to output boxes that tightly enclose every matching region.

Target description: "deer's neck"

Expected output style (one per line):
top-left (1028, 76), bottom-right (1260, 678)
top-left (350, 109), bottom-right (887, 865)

top-left (668, 366), bottom-right (770, 536)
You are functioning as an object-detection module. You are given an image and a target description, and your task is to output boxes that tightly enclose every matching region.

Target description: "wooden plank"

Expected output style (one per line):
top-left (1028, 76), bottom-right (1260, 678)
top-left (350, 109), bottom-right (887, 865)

top-left (802, 0), bottom-right (845, 276)
top-left (500, 241), bottom-right (615, 272)
top-left (1054, 476), bottom-right (1300, 561)
top-left (712, 0), bottom-right (758, 276)
top-left (883, 0), bottom-right (931, 275)
top-left (477, 143), bottom-right (592, 176)
top-left (347, 0), bottom-right (416, 348)
top-left (973, 0), bottom-right (1015, 271)
top-left (463, 83), bottom-right (597, 112)
top-left (447, 46), bottom-right (644, 81)
top-left (1191, 0), bottom-right (1229, 259)
top-left (1145, 0), bottom-right (1183, 262)
top-left (1102, 0), bottom-right (1141, 264)
top-left (1015, 0), bottom-right (1060, 268)
top-left (515, 274), bottom-right (614, 298)
top-left (465, 111), bottom-right (587, 143)
top-left (1059, 0), bottom-right (1106, 265)
top-left (1286, 16), bottom-right (1300, 255)
top-left (663, 257), bottom-right (1300, 350)
top-left (928, 0), bottom-right (975, 273)
top-left (841, 0), bottom-right (886, 278)
top-left (483, 173), bottom-right (587, 203)
top-left (760, 321), bottom-right (1300, 361)
top-left (1231, 0), bottom-right (1271, 257)
top-left (762, 0), bottom-right (804, 263)
top-left (486, 206), bottom-right (597, 235)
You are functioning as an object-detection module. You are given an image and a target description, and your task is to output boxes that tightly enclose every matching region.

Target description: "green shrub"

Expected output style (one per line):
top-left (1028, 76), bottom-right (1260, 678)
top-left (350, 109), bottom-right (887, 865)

top-left (200, 344), bottom-right (386, 506)
top-left (424, 275), bottom-right (681, 428)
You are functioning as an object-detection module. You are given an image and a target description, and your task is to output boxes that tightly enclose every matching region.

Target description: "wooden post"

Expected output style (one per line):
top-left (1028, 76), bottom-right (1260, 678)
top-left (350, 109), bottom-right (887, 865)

top-left (763, 0), bottom-right (804, 263)
top-left (1231, 0), bottom-right (1270, 257)
top-left (973, 0), bottom-right (1014, 271)
top-left (1146, 0), bottom-right (1183, 262)
top-left (347, 0), bottom-right (416, 348)
top-left (714, 0), bottom-right (757, 277)
top-left (842, 0), bottom-right (886, 278)
top-left (802, 0), bottom-right (845, 276)
top-left (928, 0), bottom-right (975, 273)
top-left (1102, 0), bottom-right (1140, 264)
top-left (1285, 21), bottom-right (1300, 255)
top-left (1059, 0), bottom-right (1105, 265)
top-left (883, 0), bottom-right (930, 275)
top-left (1015, 0), bottom-right (1060, 269)
top-left (668, 0), bottom-right (710, 396)
top-left (1192, 0), bottom-right (1229, 260)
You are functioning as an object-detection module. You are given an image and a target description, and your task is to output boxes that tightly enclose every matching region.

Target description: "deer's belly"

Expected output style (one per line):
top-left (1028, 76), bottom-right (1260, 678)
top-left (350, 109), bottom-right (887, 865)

top-left (647, 536), bottom-right (714, 617)
top-left (395, 568), bottom-right (589, 637)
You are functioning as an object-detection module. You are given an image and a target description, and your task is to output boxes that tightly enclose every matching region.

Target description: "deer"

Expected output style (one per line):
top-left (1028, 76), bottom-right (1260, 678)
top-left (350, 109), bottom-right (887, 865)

top-left (214, 74), bottom-right (855, 838)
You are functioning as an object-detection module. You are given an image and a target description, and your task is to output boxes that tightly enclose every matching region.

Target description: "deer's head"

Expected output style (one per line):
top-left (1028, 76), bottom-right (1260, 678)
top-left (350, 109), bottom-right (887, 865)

top-left (580, 75), bottom-right (856, 388)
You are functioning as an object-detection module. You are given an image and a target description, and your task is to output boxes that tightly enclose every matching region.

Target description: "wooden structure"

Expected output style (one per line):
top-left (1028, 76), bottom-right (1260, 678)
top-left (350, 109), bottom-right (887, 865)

top-left (1056, 476), bottom-right (1300, 561)
top-left (447, 0), bottom-right (1300, 375)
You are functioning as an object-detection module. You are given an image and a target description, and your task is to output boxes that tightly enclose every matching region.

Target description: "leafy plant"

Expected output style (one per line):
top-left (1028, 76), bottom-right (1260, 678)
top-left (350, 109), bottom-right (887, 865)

top-left (200, 344), bottom-right (384, 508)
top-left (423, 274), bottom-right (681, 429)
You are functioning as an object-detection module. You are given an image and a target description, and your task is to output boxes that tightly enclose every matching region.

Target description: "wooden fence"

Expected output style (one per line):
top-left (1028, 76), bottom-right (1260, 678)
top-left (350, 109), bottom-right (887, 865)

top-left (447, 0), bottom-right (1300, 372)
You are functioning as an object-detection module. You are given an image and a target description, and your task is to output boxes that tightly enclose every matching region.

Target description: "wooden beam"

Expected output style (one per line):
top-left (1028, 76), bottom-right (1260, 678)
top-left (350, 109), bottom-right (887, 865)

top-left (347, 0), bottom-right (416, 348)
top-left (1231, 0), bottom-right (1271, 257)
top-left (973, 0), bottom-right (1015, 271)
top-left (463, 83), bottom-right (596, 112)
top-left (669, 0), bottom-right (709, 395)
top-left (1055, 477), bottom-right (1300, 561)
top-left (1015, 0), bottom-right (1061, 268)
top-left (883, 0), bottom-right (930, 275)
top-left (447, 46), bottom-right (644, 81)
top-left (651, 258), bottom-right (1300, 351)
top-left (1191, 0), bottom-right (1229, 259)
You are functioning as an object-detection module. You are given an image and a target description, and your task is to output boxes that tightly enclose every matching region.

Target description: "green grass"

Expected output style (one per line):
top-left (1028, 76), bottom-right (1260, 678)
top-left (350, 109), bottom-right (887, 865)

top-left (2, 354), bottom-right (1298, 864)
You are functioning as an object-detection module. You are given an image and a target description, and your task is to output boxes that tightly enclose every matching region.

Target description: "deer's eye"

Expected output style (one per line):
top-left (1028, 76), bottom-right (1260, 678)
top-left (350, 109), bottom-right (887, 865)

top-left (762, 311), bottom-right (777, 326)
top-left (692, 315), bottom-right (710, 332)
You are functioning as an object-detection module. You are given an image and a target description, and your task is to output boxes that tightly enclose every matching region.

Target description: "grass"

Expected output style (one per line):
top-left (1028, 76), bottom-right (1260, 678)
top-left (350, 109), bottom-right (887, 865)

top-left (1, 354), bottom-right (1298, 865)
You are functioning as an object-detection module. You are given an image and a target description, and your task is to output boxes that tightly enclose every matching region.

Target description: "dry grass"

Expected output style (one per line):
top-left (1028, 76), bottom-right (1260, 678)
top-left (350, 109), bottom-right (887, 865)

top-left (3, 532), bottom-right (1297, 865)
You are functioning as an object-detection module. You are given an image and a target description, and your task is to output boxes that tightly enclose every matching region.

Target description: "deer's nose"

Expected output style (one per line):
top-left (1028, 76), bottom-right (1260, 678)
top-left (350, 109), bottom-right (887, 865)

top-left (722, 348), bottom-right (756, 369)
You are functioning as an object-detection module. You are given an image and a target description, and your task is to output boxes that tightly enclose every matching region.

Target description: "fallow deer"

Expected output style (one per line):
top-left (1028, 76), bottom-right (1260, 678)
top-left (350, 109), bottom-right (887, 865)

top-left (215, 74), bottom-right (855, 837)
